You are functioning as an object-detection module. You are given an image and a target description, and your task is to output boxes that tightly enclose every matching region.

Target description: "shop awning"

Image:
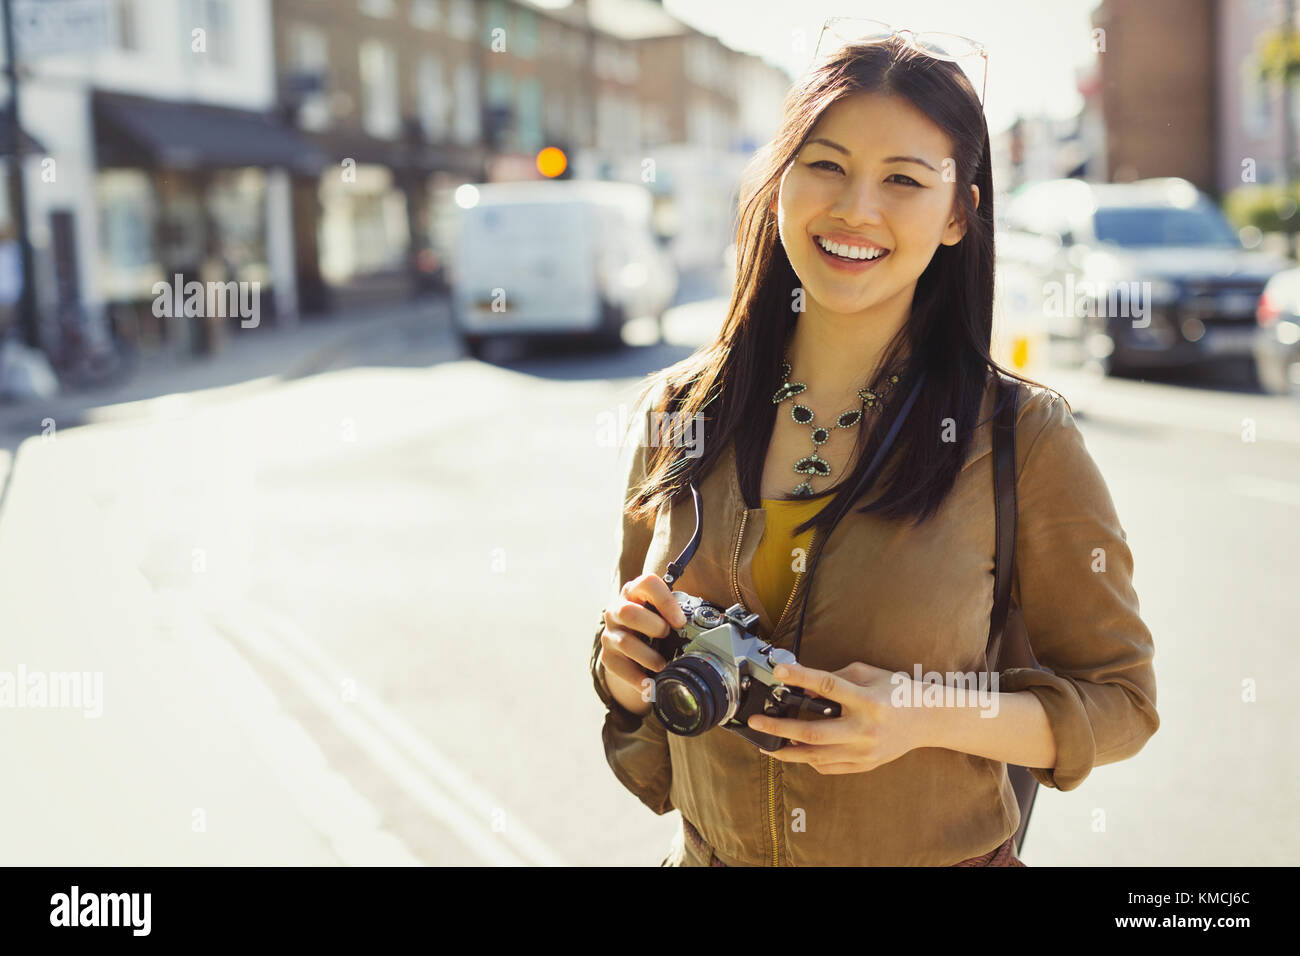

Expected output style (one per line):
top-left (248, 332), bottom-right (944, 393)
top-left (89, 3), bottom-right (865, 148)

top-left (93, 91), bottom-right (327, 174)
top-left (0, 115), bottom-right (47, 157)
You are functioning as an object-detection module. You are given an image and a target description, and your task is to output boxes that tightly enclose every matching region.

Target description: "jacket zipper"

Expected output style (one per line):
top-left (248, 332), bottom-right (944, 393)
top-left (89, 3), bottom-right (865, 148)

top-left (734, 508), bottom-right (823, 866)
top-left (766, 757), bottom-right (780, 866)
top-left (773, 527), bottom-right (820, 636)
top-left (768, 526), bottom-right (821, 866)
top-left (730, 510), bottom-right (781, 865)
top-left (730, 509), bottom-right (749, 606)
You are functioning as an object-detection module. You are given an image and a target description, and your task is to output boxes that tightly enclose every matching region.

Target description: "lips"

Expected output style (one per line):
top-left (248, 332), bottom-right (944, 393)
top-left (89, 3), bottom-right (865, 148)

top-left (814, 235), bottom-right (891, 261)
top-left (813, 235), bottom-right (891, 272)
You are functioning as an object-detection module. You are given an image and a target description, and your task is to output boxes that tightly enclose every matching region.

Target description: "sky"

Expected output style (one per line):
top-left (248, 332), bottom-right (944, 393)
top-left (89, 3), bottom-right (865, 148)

top-left (661, 0), bottom-right (1106, 136)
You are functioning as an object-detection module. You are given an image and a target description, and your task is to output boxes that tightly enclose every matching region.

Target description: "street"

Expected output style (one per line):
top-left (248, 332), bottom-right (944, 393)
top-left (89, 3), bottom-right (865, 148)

top-left (0, 296), bottom-right (1297, 866)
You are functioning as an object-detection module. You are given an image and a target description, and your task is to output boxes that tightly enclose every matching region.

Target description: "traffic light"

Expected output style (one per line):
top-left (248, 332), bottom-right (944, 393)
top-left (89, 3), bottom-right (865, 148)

top-left (536, 146), bottom-right (569, 179)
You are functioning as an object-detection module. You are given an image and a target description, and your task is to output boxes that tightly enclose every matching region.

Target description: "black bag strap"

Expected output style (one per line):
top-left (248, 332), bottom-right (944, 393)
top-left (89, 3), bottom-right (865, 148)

top-left (988, 372), bottom-right (1039, 858)
top-left (988, 374), bottom-right (1019, 658)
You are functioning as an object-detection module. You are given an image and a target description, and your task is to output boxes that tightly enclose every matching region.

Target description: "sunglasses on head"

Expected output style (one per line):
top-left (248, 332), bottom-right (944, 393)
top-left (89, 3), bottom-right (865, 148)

top-left (812, 17), bottom-right (989, 107)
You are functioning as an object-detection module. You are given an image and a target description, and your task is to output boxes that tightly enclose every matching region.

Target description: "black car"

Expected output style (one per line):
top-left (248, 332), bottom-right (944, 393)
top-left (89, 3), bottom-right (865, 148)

top-left (998, 178), bottom-right (1290, 377)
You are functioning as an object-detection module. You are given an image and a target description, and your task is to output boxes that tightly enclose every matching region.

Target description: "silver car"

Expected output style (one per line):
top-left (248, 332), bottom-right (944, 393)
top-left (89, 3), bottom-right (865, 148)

top-left (1255, 267), bottom-right (1300, 397)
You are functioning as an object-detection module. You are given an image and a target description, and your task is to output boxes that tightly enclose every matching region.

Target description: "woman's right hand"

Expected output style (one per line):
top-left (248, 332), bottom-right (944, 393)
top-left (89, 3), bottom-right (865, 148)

top-left (599, 573), bottom-right (688, 718)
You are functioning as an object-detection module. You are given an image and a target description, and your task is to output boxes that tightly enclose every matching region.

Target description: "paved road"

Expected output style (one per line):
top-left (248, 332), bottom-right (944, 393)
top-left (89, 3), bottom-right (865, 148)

top-left (1, 296), bottom-right (1297, 865)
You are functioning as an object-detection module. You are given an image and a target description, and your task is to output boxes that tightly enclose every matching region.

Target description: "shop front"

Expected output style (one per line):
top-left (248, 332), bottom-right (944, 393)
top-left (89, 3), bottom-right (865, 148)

top-left (92, 90), bottom-right (326, 356)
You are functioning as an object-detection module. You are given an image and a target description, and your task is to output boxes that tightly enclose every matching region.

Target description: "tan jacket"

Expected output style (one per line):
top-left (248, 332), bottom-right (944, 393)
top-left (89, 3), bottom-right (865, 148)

top-left (589, 369), bottom-right (1159, 866)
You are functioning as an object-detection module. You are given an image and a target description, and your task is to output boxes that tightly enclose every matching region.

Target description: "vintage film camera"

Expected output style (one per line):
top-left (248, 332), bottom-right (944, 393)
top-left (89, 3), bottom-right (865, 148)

top-left (645, 591), bottom-right (842, 751)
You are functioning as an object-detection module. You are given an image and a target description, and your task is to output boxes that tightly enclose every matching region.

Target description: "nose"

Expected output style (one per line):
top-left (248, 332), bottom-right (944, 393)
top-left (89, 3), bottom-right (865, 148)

top-left (829, 176), bottom-right (885, 227)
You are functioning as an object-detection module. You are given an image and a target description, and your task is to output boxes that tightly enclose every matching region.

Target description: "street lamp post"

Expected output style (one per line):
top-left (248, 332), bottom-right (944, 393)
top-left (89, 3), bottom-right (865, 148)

top-left (2, 0), bottom-right (38, 348)
top-left (1284, 0), bottom-right (1297, 261)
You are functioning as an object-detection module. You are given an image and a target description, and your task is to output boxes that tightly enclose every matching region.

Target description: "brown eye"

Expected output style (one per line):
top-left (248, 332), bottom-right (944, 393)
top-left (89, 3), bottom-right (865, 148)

top-left (887, 174), bottom-right (921, 187)
top-left (810, 160), bottom-right (844, 174)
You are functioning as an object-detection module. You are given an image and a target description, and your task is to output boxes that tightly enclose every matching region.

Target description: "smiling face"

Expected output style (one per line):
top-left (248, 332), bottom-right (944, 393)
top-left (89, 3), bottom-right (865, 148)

top-left (776, 91), bottom-right (977, 319)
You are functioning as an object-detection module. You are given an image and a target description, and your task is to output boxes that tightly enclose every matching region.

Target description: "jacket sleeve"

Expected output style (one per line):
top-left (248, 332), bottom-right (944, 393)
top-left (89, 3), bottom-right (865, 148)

top-left (589, 389), bottom-right (676, 815)
top-left (998, 390), bottom-right (1160, 791)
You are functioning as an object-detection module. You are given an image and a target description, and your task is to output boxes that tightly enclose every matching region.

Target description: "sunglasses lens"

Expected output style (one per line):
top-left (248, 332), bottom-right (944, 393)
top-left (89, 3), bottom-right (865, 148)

top-left (844, 27), bottom-right (895, 43)
top-left (816, 18), bottom-right (895, 57)
top-left (914, 33), bottom-right (980, 59)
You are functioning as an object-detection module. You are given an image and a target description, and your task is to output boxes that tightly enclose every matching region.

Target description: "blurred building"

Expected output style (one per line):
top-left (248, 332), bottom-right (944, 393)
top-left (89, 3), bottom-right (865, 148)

top-left (273, 0), bottom-right (696, 307)
top-left (1090, 0), bottom-right (1216, 191)
top-left (1214, 0), bottom-right (1298, 194)
top-left (991, 68), bottom-right (1106, 198)
top-left (4, 0), bottom-right (323, 357)
top-left (1075, 62), bottom-right (1108, 183)
top-left (1089, 0), bottom-right (1300, 200)
top-left (274, 0), bottom-right (492, 310)
top-left (1, 0), bottom-right (792, 362)
top-left (580, 4), bottom-right (789, 276)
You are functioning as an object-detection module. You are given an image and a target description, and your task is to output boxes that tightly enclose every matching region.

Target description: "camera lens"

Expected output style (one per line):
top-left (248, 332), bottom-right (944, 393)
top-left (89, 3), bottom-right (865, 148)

top-left (652, 653), bottom-right (738, 736)
top-left (657, 679), bottom-right (702, 726)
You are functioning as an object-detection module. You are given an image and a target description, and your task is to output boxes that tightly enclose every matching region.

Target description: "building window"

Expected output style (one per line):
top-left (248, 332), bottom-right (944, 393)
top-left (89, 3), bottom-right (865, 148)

top-left (417, 55), bottom-right (449, 141)
top-left (517, 77), bottom-right (543, 151)
top-left (595, 39), bottom-right (616, 79)
top-left (688, 101), bottom-right (710, 149)
top-left (592, 39), bottom-right (634, 83)
top-left (289, 24), bottom-right (331, 131)
top-left (514, 8), bottom-right (538, 58)
top-left (359, 39), bottom-right (400, 138)
top-left (411, 0), bottom-right (441, 30)
top-left (687, 36), bottom-right (721, 89)
top-left (569, 31), bottom-right (587, 67)
top-left (485, 0), bottom-right (508, 48)
top-left (449, 0), bottom-right (476, 41)
top-left (115, 0), bottom-right (139, 51)
top-left (192, 0), bottom-right (232, 67)
top-left (359, 0), bottom-right (396, 17)
top-left (486, 69), bottom-right (513, 148)
top-left (621, 94), bottom-right (640, 152)
top-left (207, 169), bottom-right (268, 280)
top-left (685, 37), bottom-right (701, 83)
top-left (597, 92), bottom-right (618, 151)
top-left (642, 105), bottom-right (667, 147)
top-left (318, 165), bottom-right (411, 282)
top-left (453, 63), bottom-right (480, 144)
top-left (571, 95), bottom-right (589, 148)
top-left (1240, 59), bottom-right (1273, 139)
top-left (545, 88), bottom-right (567, 143)
top-left (97, 170), bottom-right (159, 301)
top-left (486, 70), bottom-right (512, 108)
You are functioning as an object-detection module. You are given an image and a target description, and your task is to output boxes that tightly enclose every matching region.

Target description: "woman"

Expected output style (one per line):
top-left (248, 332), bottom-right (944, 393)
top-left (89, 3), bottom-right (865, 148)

top-left (589, 33), bottom-right (1159, 866)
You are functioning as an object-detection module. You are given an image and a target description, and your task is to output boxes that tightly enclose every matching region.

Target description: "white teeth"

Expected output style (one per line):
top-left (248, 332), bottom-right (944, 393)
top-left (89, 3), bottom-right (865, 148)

top-left (816, 236), bottom-right (887, 260)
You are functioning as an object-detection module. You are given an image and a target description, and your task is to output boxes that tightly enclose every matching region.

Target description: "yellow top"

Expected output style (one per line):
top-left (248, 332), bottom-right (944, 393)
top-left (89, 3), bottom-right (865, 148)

top-left (752, 495), bottom-right (829, 628)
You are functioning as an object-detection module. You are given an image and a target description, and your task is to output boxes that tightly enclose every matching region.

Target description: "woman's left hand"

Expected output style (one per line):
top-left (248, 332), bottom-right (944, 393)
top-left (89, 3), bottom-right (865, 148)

top-left (748, 661), bottom-right (930, 774)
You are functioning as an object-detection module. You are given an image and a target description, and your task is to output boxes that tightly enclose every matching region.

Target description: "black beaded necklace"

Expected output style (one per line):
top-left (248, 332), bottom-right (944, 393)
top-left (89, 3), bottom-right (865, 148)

top-left (772, 353), bottom-right (902, 498)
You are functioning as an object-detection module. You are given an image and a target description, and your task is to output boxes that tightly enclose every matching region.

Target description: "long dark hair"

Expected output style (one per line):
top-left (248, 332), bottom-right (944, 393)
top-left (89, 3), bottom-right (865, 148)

top-left (627, 37), bottom-right (1044, 533)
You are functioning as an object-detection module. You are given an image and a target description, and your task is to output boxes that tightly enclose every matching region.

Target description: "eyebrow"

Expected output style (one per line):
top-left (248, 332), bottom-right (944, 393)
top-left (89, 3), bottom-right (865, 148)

top-left (805, 138), bottom-right (938, 172)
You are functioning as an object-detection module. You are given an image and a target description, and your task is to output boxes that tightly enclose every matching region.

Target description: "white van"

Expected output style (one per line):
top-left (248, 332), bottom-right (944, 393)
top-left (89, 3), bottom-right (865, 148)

top-left (447, 180), bottom-right (677, 356)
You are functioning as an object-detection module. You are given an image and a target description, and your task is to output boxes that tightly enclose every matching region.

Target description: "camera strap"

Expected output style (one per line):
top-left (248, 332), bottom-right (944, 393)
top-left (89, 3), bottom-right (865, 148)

top-left (663, 481), bottom-right (703, 588)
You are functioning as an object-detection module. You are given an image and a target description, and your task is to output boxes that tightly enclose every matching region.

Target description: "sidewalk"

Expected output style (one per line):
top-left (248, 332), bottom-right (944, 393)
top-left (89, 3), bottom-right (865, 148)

top-left (0, 295), bottom-right (450, 446)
